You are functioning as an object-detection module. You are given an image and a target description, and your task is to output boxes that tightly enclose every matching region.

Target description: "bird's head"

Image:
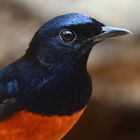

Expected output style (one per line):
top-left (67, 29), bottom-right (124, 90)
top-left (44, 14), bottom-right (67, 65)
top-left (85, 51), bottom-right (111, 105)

top-left (27, 13), bottom-right (131, 68)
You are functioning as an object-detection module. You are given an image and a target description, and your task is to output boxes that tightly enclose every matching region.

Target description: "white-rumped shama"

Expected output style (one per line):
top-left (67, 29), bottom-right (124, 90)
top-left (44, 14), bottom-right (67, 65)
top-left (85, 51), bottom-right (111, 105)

top-left (0, 13), bottom-right (131, 140)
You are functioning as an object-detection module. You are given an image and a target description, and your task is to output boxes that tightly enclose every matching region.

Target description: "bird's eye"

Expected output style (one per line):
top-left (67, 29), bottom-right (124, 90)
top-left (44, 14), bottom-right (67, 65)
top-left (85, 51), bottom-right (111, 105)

top-left (59, 30), bottom-right (76, 42)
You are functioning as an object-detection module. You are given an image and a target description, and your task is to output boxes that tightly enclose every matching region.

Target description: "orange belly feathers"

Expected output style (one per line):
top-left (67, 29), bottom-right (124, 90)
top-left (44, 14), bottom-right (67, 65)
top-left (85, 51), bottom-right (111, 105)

top-left (0, 107), bottom-right (86, 140)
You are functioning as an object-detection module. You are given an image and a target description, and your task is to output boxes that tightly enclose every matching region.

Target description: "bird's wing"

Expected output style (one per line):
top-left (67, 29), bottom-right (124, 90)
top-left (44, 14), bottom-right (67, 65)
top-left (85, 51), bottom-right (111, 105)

top-left (0, 98), bottom-right (20, 122)
top-left (0, 64), bottom-right (21, 122)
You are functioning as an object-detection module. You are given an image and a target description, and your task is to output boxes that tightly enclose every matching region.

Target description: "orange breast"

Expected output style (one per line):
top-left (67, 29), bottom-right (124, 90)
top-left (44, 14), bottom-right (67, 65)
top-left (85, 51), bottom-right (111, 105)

top-left (0, 107), bottom-right (86, 140)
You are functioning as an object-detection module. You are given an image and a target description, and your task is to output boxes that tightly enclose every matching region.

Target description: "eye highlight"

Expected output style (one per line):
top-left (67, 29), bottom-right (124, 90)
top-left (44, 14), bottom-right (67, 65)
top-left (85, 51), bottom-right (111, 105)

top-left (59, 30), bottom-right (76, 43)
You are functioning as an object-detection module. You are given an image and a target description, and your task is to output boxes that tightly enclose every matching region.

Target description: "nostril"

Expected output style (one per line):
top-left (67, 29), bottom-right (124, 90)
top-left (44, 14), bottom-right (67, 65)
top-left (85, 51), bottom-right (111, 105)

top-left (101, 29), bottom-right (105, 34)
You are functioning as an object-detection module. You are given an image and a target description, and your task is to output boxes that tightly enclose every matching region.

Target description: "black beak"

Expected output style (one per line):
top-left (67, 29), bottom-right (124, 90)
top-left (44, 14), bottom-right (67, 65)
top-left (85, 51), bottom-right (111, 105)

top-left (82, 26), bottom-right (132, 43)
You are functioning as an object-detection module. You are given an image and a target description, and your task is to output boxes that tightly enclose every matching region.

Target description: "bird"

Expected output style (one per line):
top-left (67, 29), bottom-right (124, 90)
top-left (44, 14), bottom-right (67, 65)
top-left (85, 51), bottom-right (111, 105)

top-left (0, 13), bottom-right (131, 140)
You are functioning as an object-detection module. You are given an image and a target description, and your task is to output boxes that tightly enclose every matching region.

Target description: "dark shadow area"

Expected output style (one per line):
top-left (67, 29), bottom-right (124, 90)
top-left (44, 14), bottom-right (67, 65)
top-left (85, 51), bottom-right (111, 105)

top-left (63, 101), bottom-right (140, 140)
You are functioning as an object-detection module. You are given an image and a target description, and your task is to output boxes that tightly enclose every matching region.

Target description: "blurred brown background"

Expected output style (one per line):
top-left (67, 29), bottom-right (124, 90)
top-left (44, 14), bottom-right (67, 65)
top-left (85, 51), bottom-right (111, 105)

top-left (0, 0), bottom-right (140, 139)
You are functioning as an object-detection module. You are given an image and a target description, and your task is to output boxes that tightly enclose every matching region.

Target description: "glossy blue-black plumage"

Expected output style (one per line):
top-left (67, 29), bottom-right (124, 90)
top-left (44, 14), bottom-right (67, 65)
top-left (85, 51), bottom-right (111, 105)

top-left (0, 13), bottom-right (103, 118)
